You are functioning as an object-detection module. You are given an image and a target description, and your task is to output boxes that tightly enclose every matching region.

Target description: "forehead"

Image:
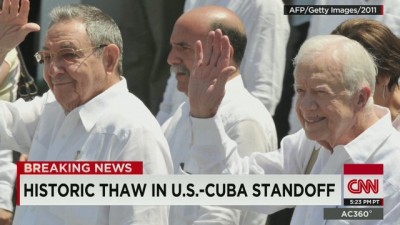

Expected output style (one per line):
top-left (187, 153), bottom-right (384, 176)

top-left (295, 59), bottom-right (344, 86)
top-left (45, 20), bottom-right (90, 49)
top-left (170, 18), bottom-right (208, 46)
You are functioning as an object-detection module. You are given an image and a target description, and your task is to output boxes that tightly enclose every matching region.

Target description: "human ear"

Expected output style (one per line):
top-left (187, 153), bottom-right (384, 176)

top-left (229, 45), bottom-right (235, 66)
top-left (376, 74), bottom-right (391, 86)
top-left (356, 86), bottom-right (372, 108)
top-left (103, 44), bottom-right (120, 74)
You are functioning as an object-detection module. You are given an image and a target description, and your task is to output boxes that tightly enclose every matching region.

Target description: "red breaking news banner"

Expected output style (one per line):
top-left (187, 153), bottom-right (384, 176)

top-left (344, 164), bottom-right (384, 175)
top-left (17, 161), bottom-right (143, 174)
top-left (16, 161), bottom-right (143, 205)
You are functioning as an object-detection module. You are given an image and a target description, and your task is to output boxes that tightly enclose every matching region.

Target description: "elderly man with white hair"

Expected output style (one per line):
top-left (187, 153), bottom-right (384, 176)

top-left (184, 31), bottom-right (400, 224)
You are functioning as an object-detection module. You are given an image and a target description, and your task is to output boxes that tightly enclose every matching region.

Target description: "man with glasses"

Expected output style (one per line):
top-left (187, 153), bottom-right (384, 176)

top-left (0, 1), bottom-right (172, 224)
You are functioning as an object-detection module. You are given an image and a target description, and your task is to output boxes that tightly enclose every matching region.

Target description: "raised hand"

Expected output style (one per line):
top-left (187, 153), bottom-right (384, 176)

top-left (0, 0), bottom-right (40, 53)
top-left (188, 29), bottom-right (236, 118)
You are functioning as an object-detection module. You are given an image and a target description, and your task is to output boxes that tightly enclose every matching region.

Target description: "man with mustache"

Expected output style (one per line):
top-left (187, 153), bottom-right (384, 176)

top-left (162, 6), bottom-right (278, 225)
top-left (157, 0), bottom-right (289, 126)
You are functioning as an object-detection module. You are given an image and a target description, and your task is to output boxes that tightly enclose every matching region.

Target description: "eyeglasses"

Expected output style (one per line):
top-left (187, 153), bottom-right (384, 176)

top-left (34, 44), bottom-right (108, 65)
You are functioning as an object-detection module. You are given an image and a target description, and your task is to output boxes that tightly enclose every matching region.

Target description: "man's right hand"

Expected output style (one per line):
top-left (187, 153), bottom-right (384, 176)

top-left (188, 29), bottom-right (236, 118)
top-left (0, 208), bottom-right (12, 225)
top-left (0, 0), bottom-right (40, 53)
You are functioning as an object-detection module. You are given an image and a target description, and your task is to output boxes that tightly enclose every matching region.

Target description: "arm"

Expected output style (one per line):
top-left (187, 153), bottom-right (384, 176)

top-left (0, 58), bottom-right (11, 88)
top-left (189, 112), bottom-right (315, 175)
top-left (0, 150), bottom-right (15, 225)
top-left (229, 119), bottom-right (276, 156)
top-left (185, 30), bottom-right (317, 216)
top-left (0, 48), bottom-right (19, 103)
top-left (187, 28), bottom-right (311, 174)
top-left (0, 92), bottom-right (48, 154)
top-left (186, 29), bottom-right (267, 174)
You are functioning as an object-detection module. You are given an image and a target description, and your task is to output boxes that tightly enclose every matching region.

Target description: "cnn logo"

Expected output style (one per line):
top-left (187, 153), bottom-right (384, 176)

top-left (347, 179), bottom-right (379, 194)
top-left (343, 164), bottom-right (383, 199)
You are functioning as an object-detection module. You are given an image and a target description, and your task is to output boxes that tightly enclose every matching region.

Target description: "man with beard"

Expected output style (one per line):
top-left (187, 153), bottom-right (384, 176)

top-left (162, 6), bottom-right (277, 225)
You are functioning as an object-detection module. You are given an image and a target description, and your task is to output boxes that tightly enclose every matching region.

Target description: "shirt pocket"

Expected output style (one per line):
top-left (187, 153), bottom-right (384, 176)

top-left (77, 132), bottom-right (122, 161)
top-left (75, 133), bottom-right (105, 161)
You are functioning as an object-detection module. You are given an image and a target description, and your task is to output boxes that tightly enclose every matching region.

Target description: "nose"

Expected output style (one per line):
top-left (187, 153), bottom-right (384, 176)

top-left (167, 47), bottom-right (182, 66)
top-left (47, 60), bottom-right (65, 78)
top-left (298, 92), bottom-right (318, 111)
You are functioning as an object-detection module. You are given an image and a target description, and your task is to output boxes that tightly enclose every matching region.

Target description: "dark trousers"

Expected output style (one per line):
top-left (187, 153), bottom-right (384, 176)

top-left (119, 0), bottom-right (185, 114)
top-left (266, 208), bottom-right (295, 225)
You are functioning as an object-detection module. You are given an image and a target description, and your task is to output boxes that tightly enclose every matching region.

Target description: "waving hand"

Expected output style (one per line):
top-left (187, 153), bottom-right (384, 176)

top-left (189, 29), bottom-right (236, 118)
top-left (0, 0), bottom-right (40, 53)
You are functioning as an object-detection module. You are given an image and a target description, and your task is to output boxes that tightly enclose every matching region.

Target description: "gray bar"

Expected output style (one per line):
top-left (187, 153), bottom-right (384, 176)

top-left (324, 208), bottom-right (383, 220)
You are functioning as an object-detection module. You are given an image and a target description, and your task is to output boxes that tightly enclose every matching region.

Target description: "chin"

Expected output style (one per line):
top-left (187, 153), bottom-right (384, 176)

top-left (56, 96), bottom-right (80, 112)
top-left (304, 130), bottom-right (324, 141)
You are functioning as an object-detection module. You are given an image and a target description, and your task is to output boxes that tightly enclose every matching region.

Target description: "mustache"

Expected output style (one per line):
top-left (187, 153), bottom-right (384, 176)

top-left (170, 65), bottom-right (190, 76)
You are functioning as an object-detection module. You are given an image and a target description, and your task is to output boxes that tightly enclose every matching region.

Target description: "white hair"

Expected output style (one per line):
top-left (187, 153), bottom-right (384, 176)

top-left (294, 35), bottom-right (377, 105)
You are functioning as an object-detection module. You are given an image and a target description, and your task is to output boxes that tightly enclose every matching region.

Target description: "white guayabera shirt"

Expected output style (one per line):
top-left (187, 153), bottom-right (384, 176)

top-left (164, 76), bottom-right (277, 225)
top-left (0, 150), bottom-right (15, 212)
top-left (0, 79), bottom-right (173, 225)
top-left (187, 105), bottom-right (400, 225)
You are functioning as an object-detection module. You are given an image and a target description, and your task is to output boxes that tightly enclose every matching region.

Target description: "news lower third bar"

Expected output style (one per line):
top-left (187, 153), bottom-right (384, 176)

top-left (284, 5), bottom-right (384, 15)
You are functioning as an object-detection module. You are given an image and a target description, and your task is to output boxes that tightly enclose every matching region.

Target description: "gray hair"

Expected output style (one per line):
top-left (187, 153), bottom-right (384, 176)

top-left (49, 4), bottom-right (123, 74)
top-left (294, 35), bottom-right (377, 106)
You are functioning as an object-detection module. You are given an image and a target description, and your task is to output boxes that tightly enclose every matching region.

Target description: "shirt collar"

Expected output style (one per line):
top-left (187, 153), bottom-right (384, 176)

top-left (321, 105), bottom-right (393, 174)
top-left (225, 75), bottom-right (243, 92)
top-left (393, 114), bottom-right (400, 131)
top-left (78, 77), bottom-right (128, 132)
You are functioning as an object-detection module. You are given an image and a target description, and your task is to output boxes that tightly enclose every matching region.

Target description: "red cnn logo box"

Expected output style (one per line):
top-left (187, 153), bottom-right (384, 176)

top-left (343, 164), bottom-right (384, 206)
